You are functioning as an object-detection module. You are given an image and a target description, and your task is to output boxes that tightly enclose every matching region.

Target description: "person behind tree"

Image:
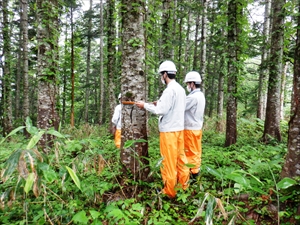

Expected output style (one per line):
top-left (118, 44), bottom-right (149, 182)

top-left (112, 93), bottom-right (122, 148)
top-left (183, 71), bottom-right (206, 182)
top-left (135, 60), bottom-right (190, 198)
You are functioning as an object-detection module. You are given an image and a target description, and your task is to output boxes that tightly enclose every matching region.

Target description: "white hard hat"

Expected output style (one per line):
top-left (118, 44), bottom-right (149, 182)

top-left (118, 93), bottom-right (121, 99)
top-left (184, 71), bottom-right (202, 84)
top-left (158, 60), bottom-right (177, 74)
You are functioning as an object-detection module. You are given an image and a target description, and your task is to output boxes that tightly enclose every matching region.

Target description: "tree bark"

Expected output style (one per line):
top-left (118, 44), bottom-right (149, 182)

top-left (36, 0), bottom-right (60, 153)
top-left (84, 0), bottom-right (93, 123)
top-left (107, 0), bottom-right (117, 130)
top-left (2, 0), bottom-right (13, 136)
top-left (200, 0), bottom-right (208, 94)
top-left (257, 0), bottom-right (271, 120)
top-left (281, 1), bottom-right (300, 178)
top-left (262, 0), bottom-right (285, 143)
top-left (225, 0), bottom-right (239, 146)
top-left (120, 0), bottom-right (149, 182)
top-left (98, 0), bottom-right (104, 124)
top-left (21, 0), bottom-right (30, 127)
top-left (70, 5), bottom-right (75, 127)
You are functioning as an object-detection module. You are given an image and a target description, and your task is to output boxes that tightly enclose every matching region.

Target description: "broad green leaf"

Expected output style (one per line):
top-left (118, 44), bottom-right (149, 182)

top-left (3, 149), bottom-right (23, 179)
top-left (226, 173), bottom-right (250, 188)
top-left (72, 211), bottom-right (88, 224)
top-left (124, 140), bottom-right (135, 148)
top-left (0, 126), bottom-right (26, 145)
top-left (277, 177), bottom-right (297, 190)
top-left (47, 129), bottom-right (65, 138)
top-left (185, 163), bottom-right (196, 168)
top-left (24, 173), bottom-right (35, 194)
top-left (123, 139), bottom-right (147, 149)
top-left (25, 117), bottom-right (38, 135)
top-left (89, 210), bottom-right (100, 220)
top-left (205, 166), bottom-right (222, 179)
top-left (26, 131), bottom-right (45, 150)
top-left (66, 166), bottom-right (81, 191)
top-left (43, 169), bottom-right (57, 183)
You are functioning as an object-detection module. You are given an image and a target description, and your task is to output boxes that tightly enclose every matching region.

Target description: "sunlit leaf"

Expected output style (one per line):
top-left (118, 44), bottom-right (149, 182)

top-left (66, 166), bottom-right (81, 191)
top-left (0, 126), bottom-right (26, 145)
top-left (277, 177), bottom-right (297, 190)
top-left (123, 140), bottom-right (135, 148)
top-left (226, 173), bottom-right (250, 188)
top-left (47, 129), bottom-right (65, 138)
top-left (89, 210), bottom-right (100, 220)
top-left (205, 166), bottom-right (222, 179)
top-left (26, 131), bottom-right (45, 150)
top-left (72, 211), bottom-right (88, 224)
top-left (25, 117), bottom-right (38, 135)
top-left (24, 173), bottom-right (35, 194)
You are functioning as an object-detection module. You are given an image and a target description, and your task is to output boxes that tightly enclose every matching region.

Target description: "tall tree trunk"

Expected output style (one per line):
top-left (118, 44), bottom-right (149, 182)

top-left (280, 62), bottom-right (288, 120)
top-left (62, 21), bottom-right (68, 125)
top-left (120, 0), bottom-right (149, 182)
top-left (36, 0), bottom-right (60, 153)
top-left (107, 0), bottom-right (117, 130)
top-left (200, 0), bottom-right (208, 94)
top-left (192, 14), bottom-right (200, 70)
top-left (21, 0), bottom-right (30, 126)
top-left (281, 1), bottom-right (300, 178)
top-left (84, 0), bottom-right (93, 123)
top-left (70, 5), bottom-right (75, 127)
top-left (225, 0), bottom-right (239, 146)
top-left (98, 0), bottom-right (104, 124)
top-left (262, 0), bottom-right (285, 143)
top-left (2, 0), bottom-right (13, 136)
top-left (257, 0), bottom-right (271, 120)
top-left (161, 0), bottom-right (172, 59)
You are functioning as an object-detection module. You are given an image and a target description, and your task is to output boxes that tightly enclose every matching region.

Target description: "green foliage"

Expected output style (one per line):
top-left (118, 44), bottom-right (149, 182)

top-left (0, 118), bottom-right (299, 224)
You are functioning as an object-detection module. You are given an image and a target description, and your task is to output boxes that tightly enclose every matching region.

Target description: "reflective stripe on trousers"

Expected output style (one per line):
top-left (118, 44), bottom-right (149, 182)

top-left (184, 129), bottom-right (203, 174)
top-left (160, 131), bottom-right (189, 198)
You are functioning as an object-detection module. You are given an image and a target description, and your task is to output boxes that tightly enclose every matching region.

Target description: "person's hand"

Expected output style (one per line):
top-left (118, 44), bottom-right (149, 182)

top-left (135, 101), bottom-right (145, 109)
top-left (152, 101), bottom-right (157, 106)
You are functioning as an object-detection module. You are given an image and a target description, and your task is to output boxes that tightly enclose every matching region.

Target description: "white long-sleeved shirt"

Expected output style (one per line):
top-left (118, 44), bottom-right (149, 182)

top-left (184, 89), bottom-right (205, 130)
top-left (144, 80), bottom-right (186, 132)
top-left (112, 104), bottom-right (121, 129)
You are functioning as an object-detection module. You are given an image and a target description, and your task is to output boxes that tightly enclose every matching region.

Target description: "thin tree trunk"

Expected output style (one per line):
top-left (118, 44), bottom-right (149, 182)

top-left (120, 0), bottom-right (149, 183)
top-left (280, 62), bottom-right (288, 120)
top-left (262, 0), bottom-right (285, 143)
top-left (225, 0), bottom-right (239, 147)
top-left (36, 0), bottom-right (60, 153)
top-left (281, 1), bottom-right (300, 178)
top-left (2, 0), bottom-right (13, 136)
top-left (62, 21), bottom-right (68, 125)
top-left (200, 0), bottom-right (208, 94)
top-left (70, 5), bottom-right (75, 127)
top-left (84, 0), bottom-right (93, 123)
top-left (192, 14), bottom-right (200, 70)
top-left (98, 0), bottom-right (104, 124)
top-left (107, 0), bottom-right (117, 130)
top-left (257, 0), bottom-right (271, 119)
top-left (161, 0), bottom-right (172, 59)
top-left (21, 0), bottom-right (30, 125)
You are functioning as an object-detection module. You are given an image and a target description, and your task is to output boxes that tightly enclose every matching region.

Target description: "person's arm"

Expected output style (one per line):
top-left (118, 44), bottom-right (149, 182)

top-left (136, 89), bottom-right (173, 115)
top-left (112, 105), bottom-right (121, 125)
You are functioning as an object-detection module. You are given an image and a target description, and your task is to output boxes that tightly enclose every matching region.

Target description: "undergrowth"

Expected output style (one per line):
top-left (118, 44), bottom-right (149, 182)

top-left (0, 117), bottom-right (299, 225)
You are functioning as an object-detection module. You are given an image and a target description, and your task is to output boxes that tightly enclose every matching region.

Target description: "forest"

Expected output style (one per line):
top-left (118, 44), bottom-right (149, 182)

top-left (1, 0), bottom-right (300, 224)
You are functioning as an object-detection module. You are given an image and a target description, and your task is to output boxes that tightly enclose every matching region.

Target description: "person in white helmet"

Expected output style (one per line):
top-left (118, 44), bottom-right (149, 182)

top-left (184, 71), bottom-right (206, 182)
top-left (136, 60), bottom-right (190, 198)
top-left (112, 93), bottom-right (122, 148)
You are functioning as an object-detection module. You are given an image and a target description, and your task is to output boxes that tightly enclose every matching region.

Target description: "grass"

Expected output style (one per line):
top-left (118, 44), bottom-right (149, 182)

top-left (0, 117), bottom-right (299, 225)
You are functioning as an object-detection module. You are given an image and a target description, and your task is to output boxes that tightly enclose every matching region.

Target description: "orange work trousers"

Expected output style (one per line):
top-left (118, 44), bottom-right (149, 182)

top-left (160, 131), bottom-right (190, 198)
top-left (114, 129), bottom-right (121, 149)
top-left (184, 129), bottom-right (203, 174)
